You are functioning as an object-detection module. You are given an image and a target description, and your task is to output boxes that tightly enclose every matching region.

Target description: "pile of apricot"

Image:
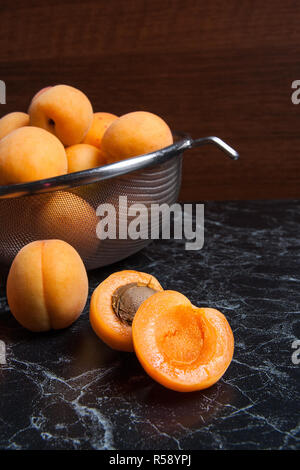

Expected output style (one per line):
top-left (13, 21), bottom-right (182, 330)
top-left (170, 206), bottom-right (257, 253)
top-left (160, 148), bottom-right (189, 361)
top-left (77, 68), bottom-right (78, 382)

top-left (0, 84), bottom-right (174, 185)
top-left (6, 242), bottom-right (234, 393)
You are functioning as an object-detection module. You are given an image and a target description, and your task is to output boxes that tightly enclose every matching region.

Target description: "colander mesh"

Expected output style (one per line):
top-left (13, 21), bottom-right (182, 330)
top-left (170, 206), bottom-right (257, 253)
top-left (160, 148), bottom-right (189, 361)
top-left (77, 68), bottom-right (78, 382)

top-left (0, 155), bottom-right (182, 272)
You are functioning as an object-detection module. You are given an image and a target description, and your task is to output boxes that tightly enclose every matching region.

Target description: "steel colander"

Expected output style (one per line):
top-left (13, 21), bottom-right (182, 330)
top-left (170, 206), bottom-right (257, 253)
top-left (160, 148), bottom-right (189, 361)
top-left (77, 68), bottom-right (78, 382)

top-left (0, 135), bottom-right (239, 272)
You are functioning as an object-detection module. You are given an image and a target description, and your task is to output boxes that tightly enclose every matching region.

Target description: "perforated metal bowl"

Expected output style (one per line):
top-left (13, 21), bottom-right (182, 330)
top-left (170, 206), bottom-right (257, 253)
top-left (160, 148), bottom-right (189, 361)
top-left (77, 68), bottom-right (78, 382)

top-left (0, 135), bottom-right (238, 272)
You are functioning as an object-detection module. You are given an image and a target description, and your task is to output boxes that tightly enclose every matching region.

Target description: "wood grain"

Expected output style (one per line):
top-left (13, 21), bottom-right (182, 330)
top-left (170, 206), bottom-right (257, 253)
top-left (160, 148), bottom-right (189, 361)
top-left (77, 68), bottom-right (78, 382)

top-left (0, 0), bottom-right (300, 200)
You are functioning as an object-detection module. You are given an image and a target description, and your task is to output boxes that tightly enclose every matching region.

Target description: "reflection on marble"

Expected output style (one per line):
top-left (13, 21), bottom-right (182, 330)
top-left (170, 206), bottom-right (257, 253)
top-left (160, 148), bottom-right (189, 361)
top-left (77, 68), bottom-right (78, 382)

top-left (0, 200), bottom-right (299, 450)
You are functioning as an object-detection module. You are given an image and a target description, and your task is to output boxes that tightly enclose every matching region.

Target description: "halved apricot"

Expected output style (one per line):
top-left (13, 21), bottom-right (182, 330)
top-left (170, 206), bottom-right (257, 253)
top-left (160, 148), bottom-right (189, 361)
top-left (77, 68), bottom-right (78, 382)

top-left (90, 270), bottom-right (163, 352)
top-left (132, 292), bottom-right (234, 392)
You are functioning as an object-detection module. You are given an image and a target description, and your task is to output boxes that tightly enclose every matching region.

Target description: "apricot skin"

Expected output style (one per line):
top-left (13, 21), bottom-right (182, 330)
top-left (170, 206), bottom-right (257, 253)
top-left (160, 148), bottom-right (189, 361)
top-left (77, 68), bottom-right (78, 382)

top-left (29, 84), bottom-right (93, 146)
top-left (82, 112), bottom-right (118, 149)
top-left (36, 191), bottom-right (99, 260)
top-left (30, 86), bottom-right (53, 104)
top-left (0, 112), bottom-right (30, 141)
top-left (0, 126), bottom-right (67, 185)
top-left (101, 111), bottom-right (174, 163)
top-left (7, 240), bottom-right (88, 332)
top-left (66, 143), bottom-right (106, 173)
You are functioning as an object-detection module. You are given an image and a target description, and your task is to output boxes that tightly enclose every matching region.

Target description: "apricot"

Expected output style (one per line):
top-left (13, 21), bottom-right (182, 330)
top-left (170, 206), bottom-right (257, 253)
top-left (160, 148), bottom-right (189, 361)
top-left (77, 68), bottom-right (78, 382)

top-left (133, 293), bottom-right (234, 392)
top-left (29, 84), bottom-right (93, 146)
top-left (66, 143), bottom-right (106, 173)
top-left (0, 112), bottom-right (30, 140)
top-left (90, 270), bottom-right (163, 352)
top-left (0, 126), bottom-right (67, 185)
top-left (82, 112), bottom-right (118, 149)
top-left (30, 86), bottom-right (53, 104)
top-left (36, 191), bottom-right (99, 260)
top-left (7, 240), bottom-right (88, 332)
top-left (101, 111), bottom-right (174, 164)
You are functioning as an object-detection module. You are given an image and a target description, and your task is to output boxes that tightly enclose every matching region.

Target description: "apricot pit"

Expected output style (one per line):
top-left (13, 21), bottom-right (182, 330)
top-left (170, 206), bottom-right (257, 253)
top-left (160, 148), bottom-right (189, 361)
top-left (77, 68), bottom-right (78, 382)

top-left (112, 282), bottom-right (158, 326)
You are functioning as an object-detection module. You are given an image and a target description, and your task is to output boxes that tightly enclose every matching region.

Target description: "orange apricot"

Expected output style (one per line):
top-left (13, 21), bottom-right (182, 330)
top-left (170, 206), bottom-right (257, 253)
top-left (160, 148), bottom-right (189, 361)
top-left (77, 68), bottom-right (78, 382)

top-left (0, 126), bottom-right (67, 185)
top-left (90, 270), bottom-right (163, 352)
top-left (82, 112), bottom-right (118, 149)
top-left (66, 143), bottom-right (106, 173)
top-left (36, 191), bottom-right (99, 260)
top-left (101, 111), bottom-right (174, 163)
top-left (29, 84), bottom-right (93, 146)
top-left (132, 293), bottom-right (234, 392)
top-left (0, 112), bottom-right (30, 140)
top-left (7, 240), bottom-right (88, 332)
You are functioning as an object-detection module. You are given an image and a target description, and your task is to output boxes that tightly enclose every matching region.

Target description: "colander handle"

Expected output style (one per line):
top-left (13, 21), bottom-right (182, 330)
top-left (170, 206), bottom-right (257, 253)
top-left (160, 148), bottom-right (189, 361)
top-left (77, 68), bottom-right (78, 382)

top-left (0, 134), bottom-right (239, 199)
top-left (190, 136), bottom-right (239, 160)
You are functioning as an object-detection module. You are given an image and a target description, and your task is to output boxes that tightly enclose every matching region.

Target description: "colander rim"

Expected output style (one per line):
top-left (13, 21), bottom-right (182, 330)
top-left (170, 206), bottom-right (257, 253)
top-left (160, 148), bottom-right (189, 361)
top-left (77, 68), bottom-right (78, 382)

top-left (0, 133), bottom-right (192, 199)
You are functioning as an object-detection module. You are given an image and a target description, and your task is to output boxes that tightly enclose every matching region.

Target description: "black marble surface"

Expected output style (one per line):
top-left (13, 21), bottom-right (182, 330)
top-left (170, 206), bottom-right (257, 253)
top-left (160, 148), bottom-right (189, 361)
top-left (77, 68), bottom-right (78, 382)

top-left (0, 200), bottom-right (299, 450)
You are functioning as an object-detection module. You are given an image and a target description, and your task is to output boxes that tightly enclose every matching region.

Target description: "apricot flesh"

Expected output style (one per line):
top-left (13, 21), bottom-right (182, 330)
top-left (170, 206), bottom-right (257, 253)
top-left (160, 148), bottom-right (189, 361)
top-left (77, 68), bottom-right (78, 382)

top-left (0, 126), bottom-right (67, 185)
top-left (0, 112), bottom-right (30, 140)
top-left (7, 240), bottom-right (88, 332)
top-left (133, 294), bottom-right (234, 392)
top-left (29, 84), bottom-right (93, 146)
top-left (82, 112), bottom-right (118, 149)
top-left (66, 143), bottom-right (106, 173)
top-left (101, 111), bottom-right (174, 163)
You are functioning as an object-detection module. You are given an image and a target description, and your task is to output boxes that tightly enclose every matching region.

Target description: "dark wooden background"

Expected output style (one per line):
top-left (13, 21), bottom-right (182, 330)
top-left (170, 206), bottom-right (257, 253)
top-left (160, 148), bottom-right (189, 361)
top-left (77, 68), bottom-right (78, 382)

top-left (1, 0), bottom-right (300, 200)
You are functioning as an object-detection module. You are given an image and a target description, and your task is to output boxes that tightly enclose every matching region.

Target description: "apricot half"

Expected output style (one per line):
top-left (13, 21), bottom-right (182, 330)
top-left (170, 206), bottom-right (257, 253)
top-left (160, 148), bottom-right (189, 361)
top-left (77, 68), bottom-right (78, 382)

top-left (132, 293), bottom-right (234, 392)
top-left (0, 112), bottom-right (30, 141)
top-left (7, 240), bottom-right (88, 332)
top-left (29, 84), bottom-right (93, 146)
top-left (82, 112), bottom-right (118, 149)
top-left (101, 111), bottom-right (174, 163)
top-left (0, 126), bottom-right (67, 185)
top-left (90, 270), bottom-right (163, 352)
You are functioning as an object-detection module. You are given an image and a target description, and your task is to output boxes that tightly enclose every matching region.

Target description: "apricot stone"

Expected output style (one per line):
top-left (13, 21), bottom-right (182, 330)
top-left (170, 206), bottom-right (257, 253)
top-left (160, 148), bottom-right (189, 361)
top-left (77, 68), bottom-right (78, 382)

top-left (101, 111), bottom-right (173, 163)
top-left (82, 112), bottom-right (118, 149)
top-left (66, 143), bottom-right (106, 173)
top-left (29, 84), bottom-right (93, 146)
top-left (7, 240), bottom-right (88, 332)
top-left (0, 126), bottom-right (67, 185)
top-left (0, 112), bottom-right (30, 140)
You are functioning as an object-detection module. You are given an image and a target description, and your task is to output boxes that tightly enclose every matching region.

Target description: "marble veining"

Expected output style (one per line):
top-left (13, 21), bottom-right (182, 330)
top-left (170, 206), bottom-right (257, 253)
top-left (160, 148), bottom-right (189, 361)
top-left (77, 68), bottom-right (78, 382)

top-left (0, 200), bottom-right (299, 450)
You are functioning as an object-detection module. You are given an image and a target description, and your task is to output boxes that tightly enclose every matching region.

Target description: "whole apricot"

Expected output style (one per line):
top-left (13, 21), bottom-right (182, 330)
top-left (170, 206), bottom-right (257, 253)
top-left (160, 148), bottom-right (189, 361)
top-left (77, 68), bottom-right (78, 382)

top-left (7, 240), bottom-right (88, 332)
top-left (29, 84), bottom-right (93, 146)
top-left (36, 191), bottom-right (99, 260)
top-left (0, 126), bottom-right (67, 185)
top-left (82, 112), bottom-right (118, 149)
top-left (0, 112), bottom-right (29, 140)
top-left (66, 143), bottom-right (106, 173)
top-left (101, 111), bottom-right (173, 163)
